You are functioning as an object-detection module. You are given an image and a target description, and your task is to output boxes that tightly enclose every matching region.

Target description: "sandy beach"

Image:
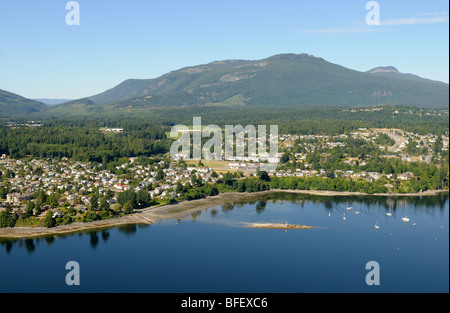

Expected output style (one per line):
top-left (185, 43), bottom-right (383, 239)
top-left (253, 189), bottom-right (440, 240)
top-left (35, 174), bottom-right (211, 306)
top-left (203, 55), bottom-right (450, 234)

top-left (0, 192), bottom-right (257, 239)
top-left (0, 189), bottom-right (447, 239)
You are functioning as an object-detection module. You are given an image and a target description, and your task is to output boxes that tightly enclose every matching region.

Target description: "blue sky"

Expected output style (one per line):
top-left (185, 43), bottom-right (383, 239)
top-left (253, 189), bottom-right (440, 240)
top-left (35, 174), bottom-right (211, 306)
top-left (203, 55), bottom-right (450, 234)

top-left (0, 0), bottom-right (448, 99)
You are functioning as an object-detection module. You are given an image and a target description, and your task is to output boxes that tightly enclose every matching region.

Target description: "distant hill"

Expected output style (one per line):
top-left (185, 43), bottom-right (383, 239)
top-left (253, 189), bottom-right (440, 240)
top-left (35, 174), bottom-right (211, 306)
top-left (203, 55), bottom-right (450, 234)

top-left (0, 89), bottom-right (47, 117)
top-left (47, 98), bottom-right (103, 116)
top-left (80, 54), bottom-right (448, 110)
top-left (367, 66), bottom-right (401, 74)
top-left (367, 66), bottom-right (448, 85)
top-left (34, 98), bottom-right (73, 106)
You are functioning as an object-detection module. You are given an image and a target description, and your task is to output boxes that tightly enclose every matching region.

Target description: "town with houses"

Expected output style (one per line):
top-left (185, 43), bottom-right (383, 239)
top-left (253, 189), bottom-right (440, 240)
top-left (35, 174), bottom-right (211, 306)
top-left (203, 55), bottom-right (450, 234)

top-left (0, 127), bottom-right (448, 221)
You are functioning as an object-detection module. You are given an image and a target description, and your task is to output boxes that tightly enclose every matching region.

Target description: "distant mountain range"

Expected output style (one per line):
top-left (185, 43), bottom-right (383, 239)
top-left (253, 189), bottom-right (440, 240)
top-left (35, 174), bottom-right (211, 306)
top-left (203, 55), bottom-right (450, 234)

top-left (1, 53), bottom-right (448, 118)
top-left (33, 98), bottom-right (73, 106)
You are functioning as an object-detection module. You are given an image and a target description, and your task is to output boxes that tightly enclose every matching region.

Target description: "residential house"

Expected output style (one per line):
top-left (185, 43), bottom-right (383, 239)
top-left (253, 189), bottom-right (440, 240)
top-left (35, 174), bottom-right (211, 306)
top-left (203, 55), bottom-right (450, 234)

top-left (6, 193), bottom-right (31, 205)
top-left (398, 172), bottom-right (414, 181)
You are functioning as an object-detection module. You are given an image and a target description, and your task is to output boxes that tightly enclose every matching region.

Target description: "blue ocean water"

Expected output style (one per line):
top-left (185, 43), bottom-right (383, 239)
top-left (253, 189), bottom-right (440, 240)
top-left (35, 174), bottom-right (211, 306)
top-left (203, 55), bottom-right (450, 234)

top-left (0, 193), bottom-right (448, 293)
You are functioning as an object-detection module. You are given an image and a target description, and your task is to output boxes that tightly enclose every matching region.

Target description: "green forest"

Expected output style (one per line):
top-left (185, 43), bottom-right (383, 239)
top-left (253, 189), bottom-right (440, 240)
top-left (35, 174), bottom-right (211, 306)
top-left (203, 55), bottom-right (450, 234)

top-left (1, 105), bottom-right (448, 165)
top-left (0, 120), bottom-right (171, 163)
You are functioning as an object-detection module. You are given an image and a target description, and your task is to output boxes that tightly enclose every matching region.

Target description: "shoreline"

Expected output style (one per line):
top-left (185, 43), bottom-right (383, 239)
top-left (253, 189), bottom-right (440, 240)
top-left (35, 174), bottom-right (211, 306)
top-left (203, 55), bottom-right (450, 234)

top-left (0, 189), bottom-right (448, 240)
top-left (267, 189), bottom-right (449, 197)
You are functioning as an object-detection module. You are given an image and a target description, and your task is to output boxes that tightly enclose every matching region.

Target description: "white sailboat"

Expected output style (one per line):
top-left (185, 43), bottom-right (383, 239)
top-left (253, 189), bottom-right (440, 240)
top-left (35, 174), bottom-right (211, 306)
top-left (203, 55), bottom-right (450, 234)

top-left (347, 206), bottom-right (353, 211)
top-left (386, 209), bottom-right (392, 217)
top-left (402, 216), bottom-right (410, 223)
top-left (374, 222), bottom-right (380, 229)
top-left (355, 210), bottom-right (361, 215)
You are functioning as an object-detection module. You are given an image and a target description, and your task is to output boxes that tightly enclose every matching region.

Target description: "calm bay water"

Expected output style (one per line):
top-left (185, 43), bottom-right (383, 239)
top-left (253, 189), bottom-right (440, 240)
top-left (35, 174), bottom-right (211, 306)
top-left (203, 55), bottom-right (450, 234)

top-left (1, 192), bottom-right (448, 293)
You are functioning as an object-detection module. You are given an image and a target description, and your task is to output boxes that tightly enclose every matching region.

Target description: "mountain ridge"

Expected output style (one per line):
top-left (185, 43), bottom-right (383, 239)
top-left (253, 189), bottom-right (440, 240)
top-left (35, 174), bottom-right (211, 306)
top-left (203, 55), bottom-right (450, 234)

top-left (368, 66), bottom-right (401, 74)
top-left (83, 53), bottom-right (447, 109)
top-left (1, 53), bottom-right (448, 118)
top-left (367, 66), bottom-right (448, 85)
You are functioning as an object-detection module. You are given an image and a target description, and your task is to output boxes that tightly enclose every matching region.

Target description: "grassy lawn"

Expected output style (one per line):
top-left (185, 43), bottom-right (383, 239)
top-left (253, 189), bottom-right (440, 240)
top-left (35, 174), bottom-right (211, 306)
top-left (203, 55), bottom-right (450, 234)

top-left (14, 217), bottom-right (43, 228)
top-left (185, 159), bottom-right (239, 173)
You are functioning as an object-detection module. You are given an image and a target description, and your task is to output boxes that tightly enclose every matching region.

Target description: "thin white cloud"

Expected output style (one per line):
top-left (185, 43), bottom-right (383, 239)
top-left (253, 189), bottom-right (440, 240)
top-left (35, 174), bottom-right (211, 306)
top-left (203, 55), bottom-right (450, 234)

top-left (400, 11), bottom-right (448, 17)
top-left (299, 12), bottom-right (448, 34)
top-left (299, 27), bottom-right (381, 34)
top-left (382, 12), bottom-right (449, 26)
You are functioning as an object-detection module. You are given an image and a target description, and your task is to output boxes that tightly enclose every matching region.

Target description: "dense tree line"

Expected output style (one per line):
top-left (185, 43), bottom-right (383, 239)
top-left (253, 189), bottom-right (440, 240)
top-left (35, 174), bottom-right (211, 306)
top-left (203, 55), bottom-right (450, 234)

top-left (0, 206), bottom-right (18, 228)
top-left (0, 121), bottom-right (171, 164)
top-left (145, 105), bottom-right (449, 136)
top-left (175, 167), bottom-right (447, 199)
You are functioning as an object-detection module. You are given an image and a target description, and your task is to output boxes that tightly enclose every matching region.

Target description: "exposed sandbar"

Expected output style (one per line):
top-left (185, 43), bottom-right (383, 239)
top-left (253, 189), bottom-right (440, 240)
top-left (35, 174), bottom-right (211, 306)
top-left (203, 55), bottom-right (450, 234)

top-left (246, 223), bottom-right (316, 230)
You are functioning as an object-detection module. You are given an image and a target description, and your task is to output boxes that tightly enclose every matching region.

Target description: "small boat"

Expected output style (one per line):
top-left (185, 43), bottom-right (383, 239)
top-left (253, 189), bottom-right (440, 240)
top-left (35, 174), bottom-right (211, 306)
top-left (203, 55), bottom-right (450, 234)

top-left (347, 207), bottom-right (353, 211)
top-left (374, 224), bottom-right (380, 230)
top-left (386, 210), bottom-right (392, 217)
top-left (343, 213), bottom-right (347, 221)
top-left (402, 216), bottom-right (410, 223)
top-left (413, 223), bottom-right (417, 226)
top-left (355, 211), bottom-right (361, 215)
